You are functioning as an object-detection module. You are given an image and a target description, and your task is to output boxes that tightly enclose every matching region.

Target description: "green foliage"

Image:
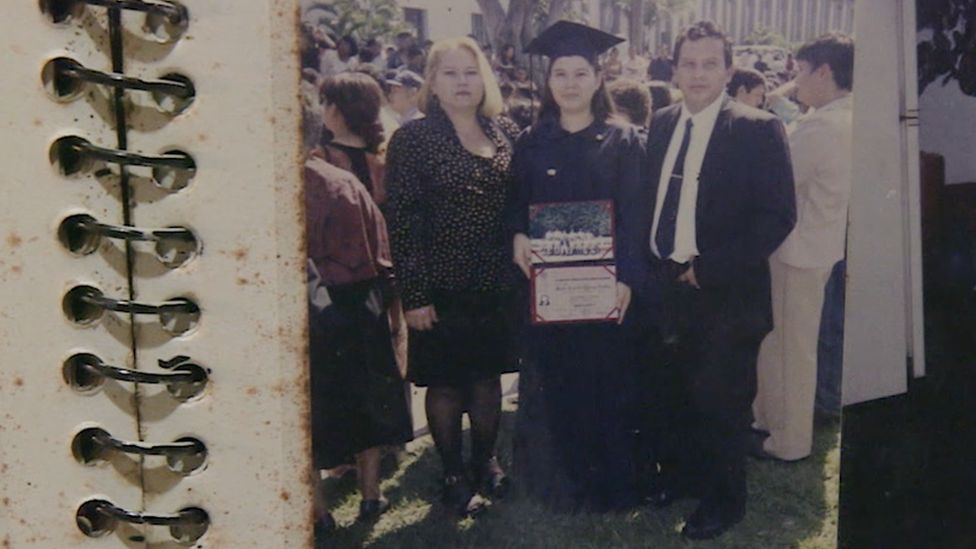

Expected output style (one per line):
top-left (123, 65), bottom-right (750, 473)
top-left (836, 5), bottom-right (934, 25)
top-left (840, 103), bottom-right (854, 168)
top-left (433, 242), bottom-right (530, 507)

top-left (741, 26), bottom-right (791, 49)
top-left (917, 0), bottom-right (976, 96)
top-left (304, 0), bottom-right (409, 42)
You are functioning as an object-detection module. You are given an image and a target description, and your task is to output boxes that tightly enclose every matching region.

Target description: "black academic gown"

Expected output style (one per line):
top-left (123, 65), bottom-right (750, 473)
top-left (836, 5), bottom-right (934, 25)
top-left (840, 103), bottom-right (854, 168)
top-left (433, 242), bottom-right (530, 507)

top-left (509, 116), bottom-right (651, 512)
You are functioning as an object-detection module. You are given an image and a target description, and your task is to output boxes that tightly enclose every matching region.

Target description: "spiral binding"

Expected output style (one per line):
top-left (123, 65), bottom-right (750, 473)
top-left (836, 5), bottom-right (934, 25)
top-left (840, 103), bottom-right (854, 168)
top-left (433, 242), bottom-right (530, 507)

top-left (44, 0), bottom-right (210, 542)
top-left (76, 500), bottom-right (208, 544)
top-left (65, 353), bottom-right (208, 399)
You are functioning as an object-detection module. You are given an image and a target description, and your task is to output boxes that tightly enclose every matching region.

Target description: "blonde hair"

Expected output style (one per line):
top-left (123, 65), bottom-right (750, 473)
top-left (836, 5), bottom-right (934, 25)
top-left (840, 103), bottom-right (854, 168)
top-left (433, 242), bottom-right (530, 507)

top-left (418, 36), bottom-right (504, 118)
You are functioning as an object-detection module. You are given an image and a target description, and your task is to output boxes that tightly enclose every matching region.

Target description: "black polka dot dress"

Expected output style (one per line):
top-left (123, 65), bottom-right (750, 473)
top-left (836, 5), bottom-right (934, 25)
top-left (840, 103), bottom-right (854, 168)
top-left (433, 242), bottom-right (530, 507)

top-left (385, 102), bottom-right (522, 387)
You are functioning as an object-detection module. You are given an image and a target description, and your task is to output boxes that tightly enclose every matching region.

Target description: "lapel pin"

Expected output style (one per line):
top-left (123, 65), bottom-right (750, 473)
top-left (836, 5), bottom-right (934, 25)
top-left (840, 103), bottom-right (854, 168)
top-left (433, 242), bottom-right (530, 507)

top-left (596, 133), bottom-right (605, 141)
top-left (546, 168), bottom-right (557, 176)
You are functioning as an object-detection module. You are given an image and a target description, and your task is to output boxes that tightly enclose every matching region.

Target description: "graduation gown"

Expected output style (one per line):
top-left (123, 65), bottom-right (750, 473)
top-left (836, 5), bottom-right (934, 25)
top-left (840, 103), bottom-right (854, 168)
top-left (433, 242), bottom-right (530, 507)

top-left (509, 116), bottom-right (651, 512)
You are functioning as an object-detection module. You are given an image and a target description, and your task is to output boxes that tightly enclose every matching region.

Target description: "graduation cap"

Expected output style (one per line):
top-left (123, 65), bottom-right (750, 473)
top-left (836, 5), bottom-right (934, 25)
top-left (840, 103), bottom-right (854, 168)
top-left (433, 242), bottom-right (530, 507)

top-left (524, 20), bottom-right (624, 62)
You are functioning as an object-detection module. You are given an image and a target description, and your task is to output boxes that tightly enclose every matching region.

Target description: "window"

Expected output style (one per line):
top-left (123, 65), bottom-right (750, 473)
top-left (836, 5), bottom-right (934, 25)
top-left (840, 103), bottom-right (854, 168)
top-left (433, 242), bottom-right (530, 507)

top-left (791, 0), bottom-right (804, 41)
top-left (819, 0), bottom-right (831, 34)
top-left (471, 13), bottom-right (488, 46)
top-left (403, 8), bottom-right (428, 42)
top-left (761, 0), bottom-right (773, 28)
top-left (777, 0), bottom-right (789, 36)
top-left (743, 0), bottom-right (756, 37)
top-left (710, 0), bottom-right (720, 22)
top-left (806, 0), bottom-right (817, 39)
top-left (728, 0), bottom-right (738, 39)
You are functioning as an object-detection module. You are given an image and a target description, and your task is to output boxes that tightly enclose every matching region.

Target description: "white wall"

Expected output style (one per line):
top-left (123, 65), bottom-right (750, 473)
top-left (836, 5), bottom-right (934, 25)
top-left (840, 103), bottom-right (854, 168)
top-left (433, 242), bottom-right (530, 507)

top-left (399, 0), bottom-right (482, 41)
top-left (919, 80), bottom-right (976, 185)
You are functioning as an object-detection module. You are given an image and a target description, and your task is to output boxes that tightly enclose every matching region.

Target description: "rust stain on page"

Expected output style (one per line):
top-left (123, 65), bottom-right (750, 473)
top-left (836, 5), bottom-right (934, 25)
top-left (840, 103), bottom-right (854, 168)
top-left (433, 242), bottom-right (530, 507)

top-left (6, 232), bottom-right (22, 248)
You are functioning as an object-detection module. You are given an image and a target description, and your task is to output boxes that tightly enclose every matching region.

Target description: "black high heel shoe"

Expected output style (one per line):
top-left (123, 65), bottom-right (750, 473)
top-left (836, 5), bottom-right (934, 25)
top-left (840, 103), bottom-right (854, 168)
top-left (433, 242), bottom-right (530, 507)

top-left (357, 496), bottom-right (390, 522)
top-left (473, 457), bottom-right (510, 500)
top-left (313, 511), bottom-right (336, 538)
top-left (442, 474), bottom-right (488, 517)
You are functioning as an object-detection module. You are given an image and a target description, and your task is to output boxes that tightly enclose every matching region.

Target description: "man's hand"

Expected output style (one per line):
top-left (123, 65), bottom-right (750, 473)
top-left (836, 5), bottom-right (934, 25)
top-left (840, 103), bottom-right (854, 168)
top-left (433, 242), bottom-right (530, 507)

top-left (616, 282), bottom-right (632, 324)
top-left (677, 264), bottom-right (700, 289)
top-left (513, 233), bottom-right (532, 279)
top-left (405, 305), bottom-right (439, 331)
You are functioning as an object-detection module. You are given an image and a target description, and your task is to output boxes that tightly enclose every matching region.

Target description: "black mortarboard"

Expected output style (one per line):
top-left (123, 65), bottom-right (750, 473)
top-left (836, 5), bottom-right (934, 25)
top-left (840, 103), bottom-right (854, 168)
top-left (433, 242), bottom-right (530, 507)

top-left (524, 20), bottom-right (624, 61)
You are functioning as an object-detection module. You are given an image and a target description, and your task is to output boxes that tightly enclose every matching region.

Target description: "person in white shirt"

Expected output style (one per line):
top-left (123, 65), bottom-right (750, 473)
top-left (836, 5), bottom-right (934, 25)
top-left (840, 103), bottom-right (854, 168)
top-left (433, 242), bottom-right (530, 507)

top-left (320, 35), bottom-right (359, 78)
top-left (752, 33), bottom-right (854, 462)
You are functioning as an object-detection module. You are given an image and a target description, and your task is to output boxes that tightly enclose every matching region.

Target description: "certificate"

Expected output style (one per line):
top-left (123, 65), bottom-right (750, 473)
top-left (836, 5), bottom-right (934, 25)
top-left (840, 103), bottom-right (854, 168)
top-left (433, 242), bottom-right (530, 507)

top-left (531, 264), bottom-right (619, 325)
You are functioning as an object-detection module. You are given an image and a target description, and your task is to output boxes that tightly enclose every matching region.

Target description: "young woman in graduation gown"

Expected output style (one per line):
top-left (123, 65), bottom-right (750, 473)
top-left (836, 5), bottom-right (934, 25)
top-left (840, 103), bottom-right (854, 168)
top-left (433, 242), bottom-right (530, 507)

top-left (510, 21), bottom-right (651, 513)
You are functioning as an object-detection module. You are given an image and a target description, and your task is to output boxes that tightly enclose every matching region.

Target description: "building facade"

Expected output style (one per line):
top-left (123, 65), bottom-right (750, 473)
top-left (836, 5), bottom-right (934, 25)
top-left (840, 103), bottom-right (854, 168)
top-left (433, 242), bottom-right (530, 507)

top-left (651, 0), bottom-right (855, 51)
top-left (394, 0), bottom-right (854, 52)
top-left (396, 0), bottom-right (605, 44)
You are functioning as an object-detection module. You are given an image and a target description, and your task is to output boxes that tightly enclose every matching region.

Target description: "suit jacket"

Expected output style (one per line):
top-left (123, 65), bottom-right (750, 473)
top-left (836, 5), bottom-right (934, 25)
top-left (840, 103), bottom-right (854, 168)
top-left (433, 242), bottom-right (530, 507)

top-left (645, 98), bottom-right (796, 337)
top-left (774, 95), bottom-right (853, 269)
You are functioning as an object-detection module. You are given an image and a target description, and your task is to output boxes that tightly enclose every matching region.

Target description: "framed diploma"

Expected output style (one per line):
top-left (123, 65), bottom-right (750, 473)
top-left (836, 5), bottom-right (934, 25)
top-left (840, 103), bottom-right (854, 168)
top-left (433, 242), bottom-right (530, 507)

top-left (527, 200), bottom-right (619, 325)
top-left (528, 200), bottom-right (615, 264)
top-left (531, 264), bottom-right (620, 324)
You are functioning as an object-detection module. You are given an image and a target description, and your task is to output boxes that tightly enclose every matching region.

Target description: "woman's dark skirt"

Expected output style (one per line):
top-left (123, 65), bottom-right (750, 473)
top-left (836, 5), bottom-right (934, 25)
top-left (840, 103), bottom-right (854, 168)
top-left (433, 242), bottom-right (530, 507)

top-left (308, 278), bottom-right (414, 470)
top-left (406, 290), bottom-right (521, 388)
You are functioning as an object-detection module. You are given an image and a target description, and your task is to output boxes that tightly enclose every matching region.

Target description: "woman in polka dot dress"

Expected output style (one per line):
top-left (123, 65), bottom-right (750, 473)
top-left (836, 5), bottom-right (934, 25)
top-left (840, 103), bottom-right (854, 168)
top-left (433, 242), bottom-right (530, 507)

top-left (385, 36), bottom-right (521, 516)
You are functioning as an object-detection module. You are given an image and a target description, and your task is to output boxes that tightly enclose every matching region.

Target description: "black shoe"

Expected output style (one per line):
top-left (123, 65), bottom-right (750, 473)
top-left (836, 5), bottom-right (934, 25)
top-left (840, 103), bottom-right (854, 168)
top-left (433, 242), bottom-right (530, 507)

top-left (645, 474), bottom-right (690, 509)
top-left (681, 501), bottom-right (744, 540)
top-left (356, 496), bottom-right (390, 522)
top-left (442, 474), bottom-right (488, 517)
top-left (748, 436), bottom-right (808, 463)
top-left (473, 457), bottom-right (511, 500)
top-left (313, 512), bottom-right (336, 538)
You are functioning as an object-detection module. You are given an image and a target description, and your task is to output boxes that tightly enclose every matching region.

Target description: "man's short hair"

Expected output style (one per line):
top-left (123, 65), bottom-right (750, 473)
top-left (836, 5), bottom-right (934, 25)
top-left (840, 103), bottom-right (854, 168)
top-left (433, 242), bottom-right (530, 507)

top-left (796, 33), bottom-right (854, 91)
top-left (727, 68), bottom-right (767, 96)
top-left (673, 20), bottom-right (733, 68)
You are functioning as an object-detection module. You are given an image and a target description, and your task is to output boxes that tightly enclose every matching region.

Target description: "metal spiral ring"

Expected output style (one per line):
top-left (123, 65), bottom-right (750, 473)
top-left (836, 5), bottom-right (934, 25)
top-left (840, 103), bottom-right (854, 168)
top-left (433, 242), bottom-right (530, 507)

top-left (76, 499), bottom-right (209, 543)
top-left (51, 57), bottom-right (193, 99)
top-left (78, 290), bottom-right (198, 316)
top-left (62, 136), bottom-right (195, 170)
top-left (79, 0), bottom-right (186, 23)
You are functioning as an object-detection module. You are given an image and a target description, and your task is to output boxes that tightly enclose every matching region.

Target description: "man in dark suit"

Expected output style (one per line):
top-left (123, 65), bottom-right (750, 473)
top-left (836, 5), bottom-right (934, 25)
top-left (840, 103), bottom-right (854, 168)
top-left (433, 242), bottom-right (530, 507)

top-left (643, 21), bottom-right (796, 539)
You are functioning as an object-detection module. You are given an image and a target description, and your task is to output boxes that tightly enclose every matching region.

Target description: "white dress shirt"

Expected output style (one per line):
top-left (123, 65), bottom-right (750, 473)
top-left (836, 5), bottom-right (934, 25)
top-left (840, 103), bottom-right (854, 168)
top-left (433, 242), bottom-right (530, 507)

top-left (774, 94), bottom-right (853, 268)
top-left (650, 92), bottom-right (726, 262)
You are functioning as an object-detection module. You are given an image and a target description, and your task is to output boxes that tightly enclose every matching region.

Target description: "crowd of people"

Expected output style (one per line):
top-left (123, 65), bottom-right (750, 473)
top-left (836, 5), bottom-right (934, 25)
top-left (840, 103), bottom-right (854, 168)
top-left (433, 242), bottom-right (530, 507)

top-left (302, 16), bottom-right (853, 544)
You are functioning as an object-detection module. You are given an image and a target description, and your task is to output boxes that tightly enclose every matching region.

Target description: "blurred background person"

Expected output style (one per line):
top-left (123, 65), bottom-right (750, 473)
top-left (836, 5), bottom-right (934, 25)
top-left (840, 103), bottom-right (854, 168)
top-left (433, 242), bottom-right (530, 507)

top-left (320, 34), bottom-right (359, 78)
top-left (727, 67), bottom-right (768, 109)
top-left (305, 72), bottom-right (413, 532)
top-left (608, 78), bottom-right (652, 128)
top-left (647, 80), bottom-right (677, 115)
top-left (386, 69), bottom-right (425, 126)
top-left (494, 43), bottom-right (518, 83)
top-left (604, 46), bottom-right (624, 81)
top-left (316, 72), bottom-right (390, 207)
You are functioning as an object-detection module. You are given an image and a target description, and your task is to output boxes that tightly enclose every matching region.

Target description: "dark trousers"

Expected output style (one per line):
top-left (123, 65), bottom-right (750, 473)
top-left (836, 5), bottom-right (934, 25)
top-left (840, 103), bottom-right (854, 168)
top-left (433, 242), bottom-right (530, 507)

top-left (651, 275), bottom-right (765, 513)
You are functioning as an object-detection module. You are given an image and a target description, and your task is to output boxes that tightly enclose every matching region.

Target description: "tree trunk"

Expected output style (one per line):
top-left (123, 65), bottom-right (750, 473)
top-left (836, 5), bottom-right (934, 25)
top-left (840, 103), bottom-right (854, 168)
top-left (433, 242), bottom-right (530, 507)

top-left (476, 0), bottom-right (507, 50)
top-left (546, 0), bottom-right (573, 27)
top-left (629, 0), bottom-right (646, 53)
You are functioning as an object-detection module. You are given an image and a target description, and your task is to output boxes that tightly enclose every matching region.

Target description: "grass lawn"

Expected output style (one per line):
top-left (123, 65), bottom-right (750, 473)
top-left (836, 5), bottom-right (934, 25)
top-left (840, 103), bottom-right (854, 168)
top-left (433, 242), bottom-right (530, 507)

top-left (319, 406), bottom-right (839, 549)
